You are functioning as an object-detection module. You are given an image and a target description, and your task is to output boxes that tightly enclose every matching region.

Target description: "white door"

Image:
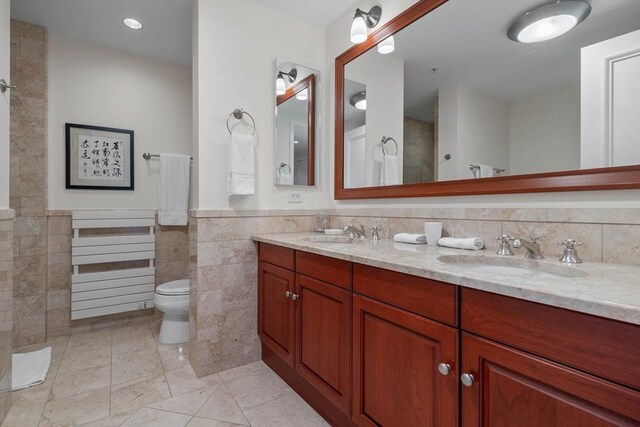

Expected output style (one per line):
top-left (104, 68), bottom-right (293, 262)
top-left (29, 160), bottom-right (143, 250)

top-left (344, 126), bottom-right (366, 188)
top-left (0, 0), bottom-right (10, 209)
top-left (581, 30), bottom-right (640, 168)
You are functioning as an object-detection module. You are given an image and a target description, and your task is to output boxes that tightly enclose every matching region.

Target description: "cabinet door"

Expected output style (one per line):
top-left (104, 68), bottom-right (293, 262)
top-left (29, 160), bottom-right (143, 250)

top-left (295, 274), bottom-right (351, 414)
top-left (258, 261), bottom-right (295, 366)
top-left (352, 295), bottom-right (458, 427)
top-left (461, 333), bottom-right (640, 427)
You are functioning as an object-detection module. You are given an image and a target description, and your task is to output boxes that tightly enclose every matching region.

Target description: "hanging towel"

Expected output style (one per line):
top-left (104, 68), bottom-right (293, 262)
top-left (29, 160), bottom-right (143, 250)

top-left (438, 237), bottom-right (484, 251)
top-left (393, 233), bottom-right (427, 244)
top-left (228, 134), bottom-right (255, 195)
top-left (478, 164), bottom-right (494, 178)
top-left (276, 168), bottom-right (293, 185)
top-left (381, 154), bottom-right (400, 186)
top-left (158, 153), bottom-right (190, 226)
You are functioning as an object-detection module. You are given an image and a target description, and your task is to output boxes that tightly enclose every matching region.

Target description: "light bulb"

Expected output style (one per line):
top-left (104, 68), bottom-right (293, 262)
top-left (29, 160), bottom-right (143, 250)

top-left (378, 35), bottom-right (395, 54)
top-left (296, 89), bottom-right (308, 101)
top-left (350, 15), bottom-right (367, 44)
top-left (517, 15), bottom-right (577, 43)
top-left (123, 18), bottom-right (143, 30)
top-left (276, 75), bottom-right (286, 95)
top-left (355, 99), bottom-right (366, 110)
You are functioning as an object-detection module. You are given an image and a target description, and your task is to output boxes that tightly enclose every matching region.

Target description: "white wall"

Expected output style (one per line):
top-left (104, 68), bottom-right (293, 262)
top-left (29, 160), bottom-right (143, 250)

top-left (510, 85), bottom-right (580, 175)
top-left (195, 0), bottom-right (325, 210)
top-left (48, 35), bottom-right (192, 209)
top-left (0, 0), bottom-right (9, 209)
top-left (323, 0), bottom-right (640, 208)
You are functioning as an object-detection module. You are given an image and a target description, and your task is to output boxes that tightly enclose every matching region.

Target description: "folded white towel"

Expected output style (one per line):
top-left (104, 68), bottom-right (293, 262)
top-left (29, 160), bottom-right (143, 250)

top-left (228, 134), bottom-right (255, 195)
top-left (438, 237), bottom-right (484, 251)
top-left (158, 153), bottom-right (190, 226)
top-left (478, 164), bottom-right (494, 178)
top-left (381, 154), bottom-right (400, 186)
top-left (393, 233), bottom-right (427, 244)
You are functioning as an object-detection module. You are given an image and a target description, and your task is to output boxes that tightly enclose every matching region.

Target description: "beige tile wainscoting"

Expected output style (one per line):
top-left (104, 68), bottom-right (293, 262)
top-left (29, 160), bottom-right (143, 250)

top-left (0, 212), bottom-right (14, 425)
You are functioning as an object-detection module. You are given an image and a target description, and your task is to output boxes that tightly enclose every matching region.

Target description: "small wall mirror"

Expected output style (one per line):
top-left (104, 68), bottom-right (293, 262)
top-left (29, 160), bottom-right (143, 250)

top-left (274, 60), bottom-right (319, 187)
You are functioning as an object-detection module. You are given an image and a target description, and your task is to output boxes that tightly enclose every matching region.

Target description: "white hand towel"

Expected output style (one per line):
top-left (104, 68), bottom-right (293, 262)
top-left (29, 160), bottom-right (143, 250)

top-left (393, 233), bottom-right (427, 244)
top-left (478, 164), bottom-right (494, 178)
top-left (438, 237), bottom-right (484, 251)
top-left (158, 153), bottom-right (190, 226)
top-left (276, 169), bottom-right (293, 185)
top-left (228, 134), bottom-right (255, 195)
top-left (381, 154), bottom-right (400, 186)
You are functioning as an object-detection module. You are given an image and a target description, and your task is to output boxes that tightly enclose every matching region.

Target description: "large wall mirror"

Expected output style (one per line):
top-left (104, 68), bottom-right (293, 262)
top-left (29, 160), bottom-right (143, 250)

top-left (275, 59), bottom-right (319, 187)
top-left (335, 0), bottom-right (640, 199)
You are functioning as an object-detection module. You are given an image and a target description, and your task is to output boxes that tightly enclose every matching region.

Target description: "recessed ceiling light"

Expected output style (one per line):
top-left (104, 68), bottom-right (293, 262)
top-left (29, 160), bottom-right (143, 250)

top-left (123, 18), bottom-right (143, 30)
top-left (507, 0), bottom-right (590, 44)
top-left (294, 140), bottom-right (299, 144)
top-left (349, 91), bottom-right (367, 110)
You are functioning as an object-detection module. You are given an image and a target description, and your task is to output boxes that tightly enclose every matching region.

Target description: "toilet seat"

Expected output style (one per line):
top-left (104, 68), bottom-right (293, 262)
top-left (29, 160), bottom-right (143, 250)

top-left (156, 279), bottom-right (189, 296)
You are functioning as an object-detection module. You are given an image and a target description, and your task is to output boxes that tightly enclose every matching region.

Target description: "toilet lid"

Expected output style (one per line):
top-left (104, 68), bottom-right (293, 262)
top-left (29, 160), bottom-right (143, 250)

top-left (156, 279), bottom-right (190, 296)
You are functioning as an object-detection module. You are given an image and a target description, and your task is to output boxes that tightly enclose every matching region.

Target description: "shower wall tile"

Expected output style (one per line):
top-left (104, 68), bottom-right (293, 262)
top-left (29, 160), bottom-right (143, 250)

top-left (0, 215), bottom-right (14, 425)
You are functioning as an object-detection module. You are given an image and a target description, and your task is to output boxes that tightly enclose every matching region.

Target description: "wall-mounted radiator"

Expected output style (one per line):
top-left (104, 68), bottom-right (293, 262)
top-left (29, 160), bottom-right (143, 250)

top-left (71, 210), bottom-right (156, 320)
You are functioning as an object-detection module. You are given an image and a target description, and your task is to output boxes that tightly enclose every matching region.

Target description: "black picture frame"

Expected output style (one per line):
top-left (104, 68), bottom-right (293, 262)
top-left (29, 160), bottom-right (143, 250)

top-left (65, 123), bottom-right (135, 190)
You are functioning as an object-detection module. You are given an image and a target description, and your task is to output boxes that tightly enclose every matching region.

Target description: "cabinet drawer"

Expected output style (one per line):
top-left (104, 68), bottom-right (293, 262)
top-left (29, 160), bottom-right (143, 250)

top-left (296, 251), bottom-right (351, 290)
top-left (353, 264), bottom-right (457, 326)
top-left (462, 288), bottom-right (640, 390)
top-left (259, 243), bottom-right (294, 270)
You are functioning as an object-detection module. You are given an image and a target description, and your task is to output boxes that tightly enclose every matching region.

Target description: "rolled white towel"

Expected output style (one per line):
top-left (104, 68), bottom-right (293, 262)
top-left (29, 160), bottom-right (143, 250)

top-left (438, 237), bottom-right (484, 251)
top-left (393, 233), bottom-right (427, 244)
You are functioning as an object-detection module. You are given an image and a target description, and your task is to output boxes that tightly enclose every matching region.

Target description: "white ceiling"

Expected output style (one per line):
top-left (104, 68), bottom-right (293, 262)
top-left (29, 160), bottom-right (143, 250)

top-left (256, 0), bottom-right (357, 27)
top-left (10, 0), bottom-right (193, 66)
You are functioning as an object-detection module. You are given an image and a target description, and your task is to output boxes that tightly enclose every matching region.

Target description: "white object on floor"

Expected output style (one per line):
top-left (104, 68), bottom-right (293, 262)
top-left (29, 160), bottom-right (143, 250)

top-left (424, 222), bottom-right (443, 246)
top-left (154, 279), bottom-right (190, 344)
top-left (381, 154), bottom-right (400, 186)
top-left (393, 233), bottom-right (427, 244)
top-left (228, 133), bottom-right (256, 195)
top-left (438, 237), bottom-right (484, 251)
top-left (324, 229), bottom-right (345, 235)
top-left (12, 347), bottom-right (51, 391)
top-left (158, 153), bottom-right (191, 226)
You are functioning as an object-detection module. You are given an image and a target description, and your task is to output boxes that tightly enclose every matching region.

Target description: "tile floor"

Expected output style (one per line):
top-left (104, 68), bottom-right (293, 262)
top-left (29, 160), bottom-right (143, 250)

top-left (1, 322), bottom-right (329, 427)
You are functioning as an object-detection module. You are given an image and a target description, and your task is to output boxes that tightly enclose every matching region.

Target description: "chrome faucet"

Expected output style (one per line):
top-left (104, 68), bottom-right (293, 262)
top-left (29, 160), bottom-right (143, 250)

top-left (512, 237), bottom-right (544, 259)
top-left (371, 226), bottom-right (381, 242)
top-left (344, 225), bottom-right (367, 240)
top-left (495, 235), bottom-right (514, 256)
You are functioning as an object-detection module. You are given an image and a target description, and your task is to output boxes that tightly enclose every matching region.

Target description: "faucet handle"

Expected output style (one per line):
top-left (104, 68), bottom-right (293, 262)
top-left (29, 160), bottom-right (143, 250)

top-left (558, 239), bottom-right (583, 249)
top-left (495, 235), bottom-right (514, 256)
top-left (530, 236), bottom-right (542, 243)
top-left (495, 235), bottom-right (513, 242)
top-left (371, 226), bottom-right (381, 241)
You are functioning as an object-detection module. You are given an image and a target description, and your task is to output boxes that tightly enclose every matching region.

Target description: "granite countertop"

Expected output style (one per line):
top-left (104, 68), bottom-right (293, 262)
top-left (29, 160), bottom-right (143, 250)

top-left (252, 233), bottom-right (640, 325)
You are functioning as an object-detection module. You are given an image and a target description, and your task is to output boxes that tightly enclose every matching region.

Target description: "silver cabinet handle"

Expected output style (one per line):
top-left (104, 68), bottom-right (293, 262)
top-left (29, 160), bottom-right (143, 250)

top-left (0, 79), bottom-right (16, 93)
top-left (291, 293), bottom-right (299, 301)
top-left (460, 373), bottom-right (475, 387)
top-left (284, 291), bottom-right (292, 298)
top-left (437, 363), bottom-right (451, 376)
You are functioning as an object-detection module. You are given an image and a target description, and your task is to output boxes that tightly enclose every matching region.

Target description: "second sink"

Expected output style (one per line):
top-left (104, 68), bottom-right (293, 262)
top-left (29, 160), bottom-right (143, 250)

top-left (436, 255), bottom-right (588, 278)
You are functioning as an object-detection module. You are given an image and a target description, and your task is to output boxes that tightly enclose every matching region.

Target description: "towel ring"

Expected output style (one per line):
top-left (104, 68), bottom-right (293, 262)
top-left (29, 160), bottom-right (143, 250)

top-left (226, 109), bottom-right (256, 135)
top-left (278, 163), bottom-right (291, 174)
top-left (381, 136), bottom-right (398, 156)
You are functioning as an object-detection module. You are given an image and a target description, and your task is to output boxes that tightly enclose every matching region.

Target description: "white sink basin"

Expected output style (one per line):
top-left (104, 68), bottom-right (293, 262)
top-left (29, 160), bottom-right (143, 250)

top-left (436, 255), bottom-right (588, 279)
top-left (303, 236), bottom-right (360, 244)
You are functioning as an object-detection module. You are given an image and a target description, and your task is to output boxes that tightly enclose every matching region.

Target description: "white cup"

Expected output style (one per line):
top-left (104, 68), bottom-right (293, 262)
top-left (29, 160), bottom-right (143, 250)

top-left (424, 222), bottom-right (443, 246)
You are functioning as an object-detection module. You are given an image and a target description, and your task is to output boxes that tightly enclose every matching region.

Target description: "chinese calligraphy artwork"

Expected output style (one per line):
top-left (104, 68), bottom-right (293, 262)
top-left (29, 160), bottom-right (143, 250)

top-left (66, 123), bottom-right (134, 190)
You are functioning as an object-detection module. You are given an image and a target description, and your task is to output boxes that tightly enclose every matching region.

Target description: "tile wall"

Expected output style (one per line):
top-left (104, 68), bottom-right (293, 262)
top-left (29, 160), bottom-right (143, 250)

top-left (0, 212), bottom-right (14, 424)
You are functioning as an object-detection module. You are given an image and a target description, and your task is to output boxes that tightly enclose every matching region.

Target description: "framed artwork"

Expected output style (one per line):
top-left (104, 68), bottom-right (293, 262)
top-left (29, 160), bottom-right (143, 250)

top-left (65, 123), bottom-right (134, 190)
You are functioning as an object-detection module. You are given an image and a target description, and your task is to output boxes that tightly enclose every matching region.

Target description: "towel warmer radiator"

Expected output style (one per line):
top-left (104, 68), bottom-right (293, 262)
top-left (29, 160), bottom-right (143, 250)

top-left (71, 210), bottom-right (156, 320)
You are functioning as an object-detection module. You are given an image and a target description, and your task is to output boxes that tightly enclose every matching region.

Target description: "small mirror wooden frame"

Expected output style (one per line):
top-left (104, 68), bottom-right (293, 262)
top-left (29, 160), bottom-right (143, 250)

top-left (334, 0), bottom-right (640, 200)
top-left (277, 74), bottom-right (316, 186)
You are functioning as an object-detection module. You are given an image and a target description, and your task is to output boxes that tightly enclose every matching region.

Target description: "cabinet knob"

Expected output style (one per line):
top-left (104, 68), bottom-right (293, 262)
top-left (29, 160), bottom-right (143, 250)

top-left (460, 373), bottom-right (475, 387)
top-left (437, 363), bottom-right (451, 376)
top-left (291, 293), bottom-right (299, 301)
top-left (284, 291), bottom-right (292, 298)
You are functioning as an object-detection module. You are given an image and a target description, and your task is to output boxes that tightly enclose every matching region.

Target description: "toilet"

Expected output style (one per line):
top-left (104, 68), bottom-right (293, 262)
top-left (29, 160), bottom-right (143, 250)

top-left (154, 279), bottom-right (190, 344)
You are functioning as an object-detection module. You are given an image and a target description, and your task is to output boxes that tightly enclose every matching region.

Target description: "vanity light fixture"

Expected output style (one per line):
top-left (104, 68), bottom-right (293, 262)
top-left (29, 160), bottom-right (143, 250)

top-left (350, 91), bottom-right (367, 110)
top-left (350, 6), bottom-right (382, 44)
top-left (123, 18), bottom-right (143, 30)
top-left (378, 35), bottom-right (395, 54)
top-left (275, 69), bottom-right (298, 95)
top-left (507, 0), bottom-right (591, 43)
top-left (296, 89), bottom-right (308, 101)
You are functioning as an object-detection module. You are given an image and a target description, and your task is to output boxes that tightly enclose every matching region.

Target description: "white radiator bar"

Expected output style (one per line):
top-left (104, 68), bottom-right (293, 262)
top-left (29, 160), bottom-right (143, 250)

top-left (71, 210), bottom-right (156, 320)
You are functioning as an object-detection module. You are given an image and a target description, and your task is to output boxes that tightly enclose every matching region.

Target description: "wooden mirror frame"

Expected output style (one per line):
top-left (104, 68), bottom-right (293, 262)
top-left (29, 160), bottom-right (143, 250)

top-left (277, 74), bottom-right (316, 186)
top-left (334, 0), bottom-right (640, 200)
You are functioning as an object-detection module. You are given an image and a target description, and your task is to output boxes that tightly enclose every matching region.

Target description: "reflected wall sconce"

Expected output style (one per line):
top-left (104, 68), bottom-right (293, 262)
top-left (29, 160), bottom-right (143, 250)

top-left (276, 69), bottom-right (297, 95)
top-left (350, 6), bottom-right (382, 44)
top-left (296, 89), bottom-right (308, 101)
top-left (377, 35), bottom-right (395, 54)
top-left (350, 92), bottom-right (367, 110)
top-left (507, 0), bottom-right (591, 44)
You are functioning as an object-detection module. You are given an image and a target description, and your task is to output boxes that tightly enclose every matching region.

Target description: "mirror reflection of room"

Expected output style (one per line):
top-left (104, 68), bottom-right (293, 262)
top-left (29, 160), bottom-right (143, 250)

top-left (342, 0), bottom-right (640, 189)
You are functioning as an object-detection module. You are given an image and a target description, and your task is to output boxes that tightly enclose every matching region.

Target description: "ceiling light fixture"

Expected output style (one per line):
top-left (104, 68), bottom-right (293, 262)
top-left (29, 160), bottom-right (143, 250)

top-left (350, 6), bottom-right (382, 44)
top-left (275, 69), bottom-right (297, 96)
top-left (378, 35), bottom-right (395, 54)
top-left (507, 0), bottom-right (591, 44)
top-left (123, 18), bottom-right (143, 30)
top-left (349, 92), bottom-right (367, 110)
top-left (296, 89), bottom-right (308, 101)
